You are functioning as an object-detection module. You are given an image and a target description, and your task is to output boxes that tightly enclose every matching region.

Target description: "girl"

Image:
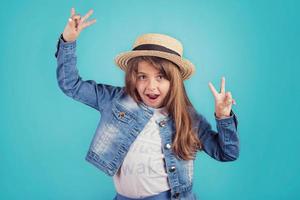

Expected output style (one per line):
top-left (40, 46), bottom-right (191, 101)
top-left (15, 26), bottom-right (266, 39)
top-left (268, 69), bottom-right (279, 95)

top-left (55, 8), bottom-right (239, 200)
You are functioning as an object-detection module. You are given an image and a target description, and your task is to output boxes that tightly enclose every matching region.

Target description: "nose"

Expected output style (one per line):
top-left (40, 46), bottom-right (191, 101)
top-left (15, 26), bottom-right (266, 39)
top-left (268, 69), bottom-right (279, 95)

top-left (147, 78), bottom-right (157, 91)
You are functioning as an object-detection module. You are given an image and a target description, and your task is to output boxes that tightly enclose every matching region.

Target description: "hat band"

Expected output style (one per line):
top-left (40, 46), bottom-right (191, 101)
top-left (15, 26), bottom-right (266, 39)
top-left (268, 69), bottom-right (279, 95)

top-left (132, 44), bottom-right (181, 57)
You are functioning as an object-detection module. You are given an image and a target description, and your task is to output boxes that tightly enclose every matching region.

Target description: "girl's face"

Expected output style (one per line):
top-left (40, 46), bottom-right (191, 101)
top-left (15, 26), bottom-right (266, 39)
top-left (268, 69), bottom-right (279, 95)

top-left (136, 61), bottom-right (170, 108)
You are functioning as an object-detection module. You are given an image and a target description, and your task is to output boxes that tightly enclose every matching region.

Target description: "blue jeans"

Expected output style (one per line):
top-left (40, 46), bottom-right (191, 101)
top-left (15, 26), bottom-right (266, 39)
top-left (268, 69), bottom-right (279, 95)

top-left (113, 190), bottom-right (171, 200)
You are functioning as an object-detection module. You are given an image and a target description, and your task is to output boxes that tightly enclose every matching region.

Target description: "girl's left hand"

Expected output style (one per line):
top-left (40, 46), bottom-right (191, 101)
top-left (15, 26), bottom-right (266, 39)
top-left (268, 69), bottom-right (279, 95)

top-left (208, 77), bottom-right (236, 119)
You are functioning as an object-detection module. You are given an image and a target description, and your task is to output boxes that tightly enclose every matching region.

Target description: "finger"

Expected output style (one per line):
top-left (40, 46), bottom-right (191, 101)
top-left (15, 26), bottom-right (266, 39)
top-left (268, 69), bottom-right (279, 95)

top-left (80, 9), bottom-right (94, 23)
top-left (71, 7), bottom-right (75, 17)
top-left (225, 92), bottom-right (233, 105)
top-left (72, 15), bottom-right (82, 29)
top-left (220, 76), bottom-right (225, 93)
top-left (208, 82), bottom-right (219, 98)
top-left (79, 19), bottom-right (97, 30)
top-left (226, 91), bottom-right (232, 98)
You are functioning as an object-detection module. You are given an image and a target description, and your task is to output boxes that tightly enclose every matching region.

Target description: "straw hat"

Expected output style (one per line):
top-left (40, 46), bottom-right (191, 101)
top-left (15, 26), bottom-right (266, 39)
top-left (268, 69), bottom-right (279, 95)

top-left (114, 33), bottom-right (195, 80)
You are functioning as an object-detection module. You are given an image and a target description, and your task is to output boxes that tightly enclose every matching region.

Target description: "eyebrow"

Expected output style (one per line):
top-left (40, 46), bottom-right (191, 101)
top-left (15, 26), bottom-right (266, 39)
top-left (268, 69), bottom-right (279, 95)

top-left (137, 72), bottom-right (163, 75)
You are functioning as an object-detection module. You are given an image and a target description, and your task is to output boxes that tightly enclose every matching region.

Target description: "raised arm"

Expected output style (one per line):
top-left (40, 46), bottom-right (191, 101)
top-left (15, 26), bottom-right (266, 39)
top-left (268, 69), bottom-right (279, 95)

top-left (55, 8), bottom-right (122, 113)
top-left (195, 77), bottom-right (239, 161)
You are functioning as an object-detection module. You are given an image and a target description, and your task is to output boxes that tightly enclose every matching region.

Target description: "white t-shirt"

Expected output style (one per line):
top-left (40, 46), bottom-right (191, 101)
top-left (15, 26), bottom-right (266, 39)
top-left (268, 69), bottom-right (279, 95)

top-left (113, 107), bottom-right (171, 198)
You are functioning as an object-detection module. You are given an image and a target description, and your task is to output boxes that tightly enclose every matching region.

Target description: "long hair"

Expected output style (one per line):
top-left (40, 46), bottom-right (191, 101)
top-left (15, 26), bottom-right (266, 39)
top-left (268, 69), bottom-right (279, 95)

top-left (125, 56), bottom-right (202, 160)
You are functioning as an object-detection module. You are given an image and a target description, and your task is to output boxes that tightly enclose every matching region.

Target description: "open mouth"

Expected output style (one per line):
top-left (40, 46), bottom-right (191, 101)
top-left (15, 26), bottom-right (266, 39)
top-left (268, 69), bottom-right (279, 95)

top-left (146, 94), bottom-right (160, 100)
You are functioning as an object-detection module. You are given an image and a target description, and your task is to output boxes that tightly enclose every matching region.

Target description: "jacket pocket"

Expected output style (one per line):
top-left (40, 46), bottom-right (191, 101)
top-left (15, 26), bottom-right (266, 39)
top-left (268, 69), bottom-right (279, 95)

top-left (111, 102), bottom-right (134, 125)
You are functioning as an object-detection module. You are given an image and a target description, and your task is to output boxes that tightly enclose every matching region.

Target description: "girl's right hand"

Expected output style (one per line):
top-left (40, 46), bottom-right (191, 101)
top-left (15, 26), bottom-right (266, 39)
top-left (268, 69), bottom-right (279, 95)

top-left (62, 8), bottom-right (97, 42)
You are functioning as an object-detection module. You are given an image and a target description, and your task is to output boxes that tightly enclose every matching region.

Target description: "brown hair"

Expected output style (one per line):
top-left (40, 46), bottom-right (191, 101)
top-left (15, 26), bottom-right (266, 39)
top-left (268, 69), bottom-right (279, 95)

top-left (125, 56), bottom-right (202, 160)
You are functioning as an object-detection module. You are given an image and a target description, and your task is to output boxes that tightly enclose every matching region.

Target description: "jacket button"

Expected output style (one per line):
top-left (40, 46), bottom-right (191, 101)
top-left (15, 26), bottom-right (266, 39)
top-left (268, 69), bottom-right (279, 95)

top-left (164, 143), bottom-right (171, 149)
top-left (159, 120), bottom-right (166, 127)
top-left (118, 112), bottom-right (125, 118)
top-left (169, 166), bottom-right (176, 172)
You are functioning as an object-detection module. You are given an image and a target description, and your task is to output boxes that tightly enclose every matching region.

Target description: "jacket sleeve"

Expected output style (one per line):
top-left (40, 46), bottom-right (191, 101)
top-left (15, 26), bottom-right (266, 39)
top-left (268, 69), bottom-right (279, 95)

top-left (55, 35), bottom-right (123, 113)
top-left (196, 110), bottom-right (240, 162)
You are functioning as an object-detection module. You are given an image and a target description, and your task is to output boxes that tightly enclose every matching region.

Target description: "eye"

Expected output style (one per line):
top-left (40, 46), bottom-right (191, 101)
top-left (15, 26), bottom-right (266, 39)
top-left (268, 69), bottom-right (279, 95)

top-left (138, 75), bottom-right (146, 80)
top-left (157, 75), bottom-right (165, 80)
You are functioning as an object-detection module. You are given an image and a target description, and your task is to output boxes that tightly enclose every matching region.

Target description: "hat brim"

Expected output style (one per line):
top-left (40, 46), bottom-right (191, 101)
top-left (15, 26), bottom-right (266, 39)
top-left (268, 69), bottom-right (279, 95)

top-left (114, 50), bottom-right (195, 80)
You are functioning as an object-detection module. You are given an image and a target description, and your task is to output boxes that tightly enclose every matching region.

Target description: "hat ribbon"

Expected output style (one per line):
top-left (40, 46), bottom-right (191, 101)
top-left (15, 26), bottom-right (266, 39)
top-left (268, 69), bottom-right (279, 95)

top-left (132, 44), bottom-right (181, 57)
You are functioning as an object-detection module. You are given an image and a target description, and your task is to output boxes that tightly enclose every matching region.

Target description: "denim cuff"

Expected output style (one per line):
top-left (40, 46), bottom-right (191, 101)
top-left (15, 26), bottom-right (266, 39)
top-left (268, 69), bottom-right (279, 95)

top-left (214, 110), bottom-right (238, 127)
top-left (59, 38), bottom-right (76, 49)
top-left (55, 34), bottom-right (76, 58)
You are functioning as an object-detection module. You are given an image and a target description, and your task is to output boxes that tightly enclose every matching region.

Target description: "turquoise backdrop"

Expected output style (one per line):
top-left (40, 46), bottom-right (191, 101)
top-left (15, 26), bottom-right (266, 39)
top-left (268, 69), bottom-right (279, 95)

top-left (0, 0), bottom-right (299, 199)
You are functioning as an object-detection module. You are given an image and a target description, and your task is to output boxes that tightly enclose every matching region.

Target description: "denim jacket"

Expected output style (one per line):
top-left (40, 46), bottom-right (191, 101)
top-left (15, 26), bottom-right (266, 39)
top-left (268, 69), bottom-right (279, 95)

top-left (55, 36), bottom-right (239, 200)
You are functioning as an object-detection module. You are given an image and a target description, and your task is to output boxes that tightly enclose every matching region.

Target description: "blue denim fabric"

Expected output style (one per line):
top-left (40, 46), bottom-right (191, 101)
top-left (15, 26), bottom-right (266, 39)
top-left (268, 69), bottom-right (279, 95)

top-left (55, 36), bottom-right (239, 200)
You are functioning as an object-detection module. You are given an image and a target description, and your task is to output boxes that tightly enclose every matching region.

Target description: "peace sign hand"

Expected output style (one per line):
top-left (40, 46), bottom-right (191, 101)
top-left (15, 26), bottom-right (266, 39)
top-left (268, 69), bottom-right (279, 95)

top-left (208, 77), bottom-right (236, 119)
top-left (62, 8), bottom-right (97, 42)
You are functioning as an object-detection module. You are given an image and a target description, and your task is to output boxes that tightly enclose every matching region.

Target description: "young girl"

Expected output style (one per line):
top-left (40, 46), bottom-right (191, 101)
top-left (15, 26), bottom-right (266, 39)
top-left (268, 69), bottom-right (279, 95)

top-left (55, 8), bottom-right (239, 200)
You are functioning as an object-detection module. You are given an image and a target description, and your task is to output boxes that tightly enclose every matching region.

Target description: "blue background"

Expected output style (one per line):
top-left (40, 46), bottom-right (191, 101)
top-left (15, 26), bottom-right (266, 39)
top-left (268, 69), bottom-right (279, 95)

top-left (0, 0), bottom-right (299, 199)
